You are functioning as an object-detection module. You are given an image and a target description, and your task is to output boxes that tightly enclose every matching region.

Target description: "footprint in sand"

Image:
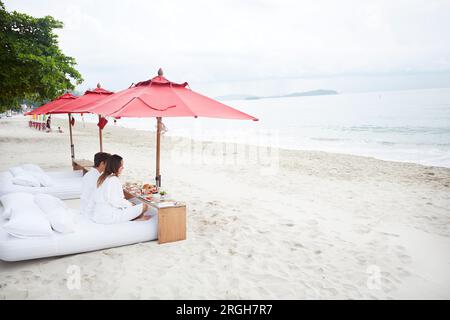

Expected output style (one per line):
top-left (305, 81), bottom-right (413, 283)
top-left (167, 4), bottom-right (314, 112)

top-left (398, 253), bottom-right (412, 263)
top-left (380, 273), bottom-right (397, 293)
top-left (293, 242), bottom-right (305, 248)
top-left (393, 246), bottom-right (412, 264)
top-left (5, 290), bottom-right (29, 299)
top-left (306, 219), bottom-right (318, 226)
top-left (20, 270), bottom-right (33, 277)
top-left (354, 225), bottom-right (371, 234)
top-left (356, 255), bottom-right (367, 265)
top-left (396, 267), bottom-right (411, 277)
top-left (285, 223), bottom-right (295, 227)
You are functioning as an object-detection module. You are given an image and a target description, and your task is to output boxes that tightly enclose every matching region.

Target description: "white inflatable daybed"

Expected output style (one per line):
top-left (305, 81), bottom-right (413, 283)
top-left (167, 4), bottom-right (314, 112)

top-left (0, 193), bottom-right (158, 262)
top-left (0, 214), bottom-right (158, 262)
top-left (0, 164), bottom-right (83, 200)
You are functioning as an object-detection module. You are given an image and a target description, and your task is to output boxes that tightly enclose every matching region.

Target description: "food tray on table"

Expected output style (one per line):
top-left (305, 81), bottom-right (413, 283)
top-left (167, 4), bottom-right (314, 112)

top-left (138, 195), bottom-right (184, 209)
top-left (123, 182), bottom-right (184, 209)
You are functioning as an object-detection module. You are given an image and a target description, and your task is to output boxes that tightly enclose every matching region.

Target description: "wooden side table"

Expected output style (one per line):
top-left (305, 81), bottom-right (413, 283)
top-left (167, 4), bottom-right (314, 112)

top-left (72, 159), bottom-right (94, 175)
top-left (156, 204), bottom-right (187, 244)
top-left (123, 189), bottom-right (187, 244)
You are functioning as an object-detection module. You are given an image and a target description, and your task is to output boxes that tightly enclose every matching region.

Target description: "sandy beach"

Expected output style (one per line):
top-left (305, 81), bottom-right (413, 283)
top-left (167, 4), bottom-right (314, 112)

top-left (0, 115), bottom-right (449, 299)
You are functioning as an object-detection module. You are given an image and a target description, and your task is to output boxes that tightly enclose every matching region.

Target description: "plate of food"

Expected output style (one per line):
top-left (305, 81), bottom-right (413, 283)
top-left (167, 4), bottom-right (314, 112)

top-left (138, 194), bottom-right (153, 201)
top-left (142, 183), bottom-right (158, 194)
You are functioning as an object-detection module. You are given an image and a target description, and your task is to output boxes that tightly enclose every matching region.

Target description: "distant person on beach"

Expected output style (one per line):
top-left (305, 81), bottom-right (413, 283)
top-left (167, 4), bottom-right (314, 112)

top-left (92, 154), bottom-right (150, 224)
top-left (57, 126), bottom-right (63, 133)
top-left (80, 152), bottom-right (110, 218)
top-left (46, 116), bottom-right (52, 132)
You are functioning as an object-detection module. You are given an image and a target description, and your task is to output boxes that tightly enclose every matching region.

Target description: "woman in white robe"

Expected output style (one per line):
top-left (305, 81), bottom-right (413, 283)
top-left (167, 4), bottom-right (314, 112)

top-left (92, 154), bottom-right (149, 224)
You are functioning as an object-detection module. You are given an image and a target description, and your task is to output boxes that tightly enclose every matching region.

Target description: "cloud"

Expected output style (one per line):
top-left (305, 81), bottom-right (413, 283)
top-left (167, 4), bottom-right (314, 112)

top-left (4, 0), bottom-right (450, 93)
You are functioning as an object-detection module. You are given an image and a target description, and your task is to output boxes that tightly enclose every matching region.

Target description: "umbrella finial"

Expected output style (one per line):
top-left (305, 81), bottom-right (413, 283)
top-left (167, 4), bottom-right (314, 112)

top-left (158, 68), bottom-right (164, 76)
top-left (97, 83), bottom-right (101, 88)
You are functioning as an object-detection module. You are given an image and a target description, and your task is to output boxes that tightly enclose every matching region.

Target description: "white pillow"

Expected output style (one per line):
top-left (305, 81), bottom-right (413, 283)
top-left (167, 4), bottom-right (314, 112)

top-left (46, 208), bottom-right (76, 234)
top-left (2, 203), bottom-right (53, 238)
top-left (22, 163), bottom-right (45, 174)
top-left (28, 171), bottom-right (55, 187)
top-left (12, 173), bottom-right (41, 187)
top-left (9, 166), bottom-right (26, 177)
top-left (0, 171), bottom-right (13, 180)
top-left (0, 172), bottom-right (12, 186)
top-left (34, 194), bottom-right (74, 233)
top-left (0, 192), bottom-right (35, 219)
top-left (34, 193), bottom-right (67, 213)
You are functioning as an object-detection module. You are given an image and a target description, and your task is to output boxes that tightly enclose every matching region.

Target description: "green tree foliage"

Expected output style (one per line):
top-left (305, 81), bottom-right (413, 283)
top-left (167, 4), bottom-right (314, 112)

top-left (0, 1), bottom-right (83, 112)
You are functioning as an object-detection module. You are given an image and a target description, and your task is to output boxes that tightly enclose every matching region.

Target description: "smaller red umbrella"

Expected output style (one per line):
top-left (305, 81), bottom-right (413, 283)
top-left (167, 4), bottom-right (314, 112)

top-left (49, 84), bottom-right (114, 153)
top-left (25, 93), bottom-right (78, 116)
top-left (24, 93), bottom-right (79, 164)
top-left (50, 85), bottom-right (113, 114)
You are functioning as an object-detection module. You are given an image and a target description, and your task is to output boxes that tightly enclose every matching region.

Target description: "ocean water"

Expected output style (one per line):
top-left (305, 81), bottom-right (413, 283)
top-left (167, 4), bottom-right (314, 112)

top-left (67, 87), bottom-right (450, 168)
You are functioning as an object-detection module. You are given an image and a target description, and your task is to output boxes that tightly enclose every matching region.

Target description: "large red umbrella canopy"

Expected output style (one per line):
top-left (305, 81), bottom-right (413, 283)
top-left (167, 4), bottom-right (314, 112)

top-left (25, 93), bottom-right (78, 115)
top-left (85, 70), bottom-right (258, 187)
top-left (84, 75), bottom-right (258, 121)
top-left (49, 85), bottom-right (114, 114)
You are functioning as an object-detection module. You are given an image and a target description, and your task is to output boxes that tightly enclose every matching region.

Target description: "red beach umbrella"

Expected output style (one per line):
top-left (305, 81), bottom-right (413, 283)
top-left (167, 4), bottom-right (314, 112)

top-left (86, 69), bottom-right (258, 187)
top-left (49, 84), bottom-right (114, 154)
top-left (50, 85), bottom-right (114, 115)
top-left (25, 93), bottom-right (77, 116)
top-left (24, 85), bottom-right (114, 165)
top-left (24, 93), bottom-right (79, 162)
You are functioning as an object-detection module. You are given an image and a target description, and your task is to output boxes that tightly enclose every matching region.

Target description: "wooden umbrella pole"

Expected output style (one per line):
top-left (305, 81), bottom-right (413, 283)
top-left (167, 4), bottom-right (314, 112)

top-left (98, 115), bottom-right (103, 152)
top-left (68, 113), bottom-right (75, 163)
top-left (155, 117), bottom-right (162, 188)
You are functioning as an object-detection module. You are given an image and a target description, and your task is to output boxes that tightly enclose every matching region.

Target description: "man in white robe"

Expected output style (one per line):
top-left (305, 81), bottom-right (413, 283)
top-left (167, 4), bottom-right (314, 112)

top-left (80, 152), bottom-right (110, 217)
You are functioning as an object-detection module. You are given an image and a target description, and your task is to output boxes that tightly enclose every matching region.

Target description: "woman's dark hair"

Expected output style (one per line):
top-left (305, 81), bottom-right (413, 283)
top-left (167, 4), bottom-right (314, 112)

top-left (94, 152), bottom-right (111, 167)
top-left (97, 154), bottom-right (123, 187)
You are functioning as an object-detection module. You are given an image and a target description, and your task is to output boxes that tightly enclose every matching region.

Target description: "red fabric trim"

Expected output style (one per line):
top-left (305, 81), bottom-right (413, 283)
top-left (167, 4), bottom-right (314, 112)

top-left (97, 116), bottom-right (108, 129)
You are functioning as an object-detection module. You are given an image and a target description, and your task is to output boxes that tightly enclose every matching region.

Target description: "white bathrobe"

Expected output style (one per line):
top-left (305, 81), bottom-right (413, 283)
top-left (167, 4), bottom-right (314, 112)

top-left (92, 175), bottom-right (143, 224)
top-left (80, 168), bottom-right (100, 218)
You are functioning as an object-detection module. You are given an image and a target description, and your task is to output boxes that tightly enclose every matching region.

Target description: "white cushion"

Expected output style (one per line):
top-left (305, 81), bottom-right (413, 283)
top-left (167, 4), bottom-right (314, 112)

top-left (12, 173), bottom-right (41, 187)
top-left (0, 192), bottom-right (35, 219)
top-left (9, 166), bottom-right (26, 177)
top-left (0, 172), bottom-right (12, 186)
top-left (34, 193), bottom-right (67, 213)
top-left (46, 208), bottom-right (76, 234)
top-left (0, 171), bottom-right (13, 180)
top-left (2, 202), bottom-right (53, 238)
top-left (22, 163), bottom-right (45, 174)
top-left (34, 193), bottom-right (74, 234)
top-left (28, 171), bottom-right (55, 187)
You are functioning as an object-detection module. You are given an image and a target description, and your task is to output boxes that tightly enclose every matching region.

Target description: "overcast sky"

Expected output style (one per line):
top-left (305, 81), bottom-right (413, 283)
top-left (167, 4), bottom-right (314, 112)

top-left (5, 0), bottom-right (450, 95)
